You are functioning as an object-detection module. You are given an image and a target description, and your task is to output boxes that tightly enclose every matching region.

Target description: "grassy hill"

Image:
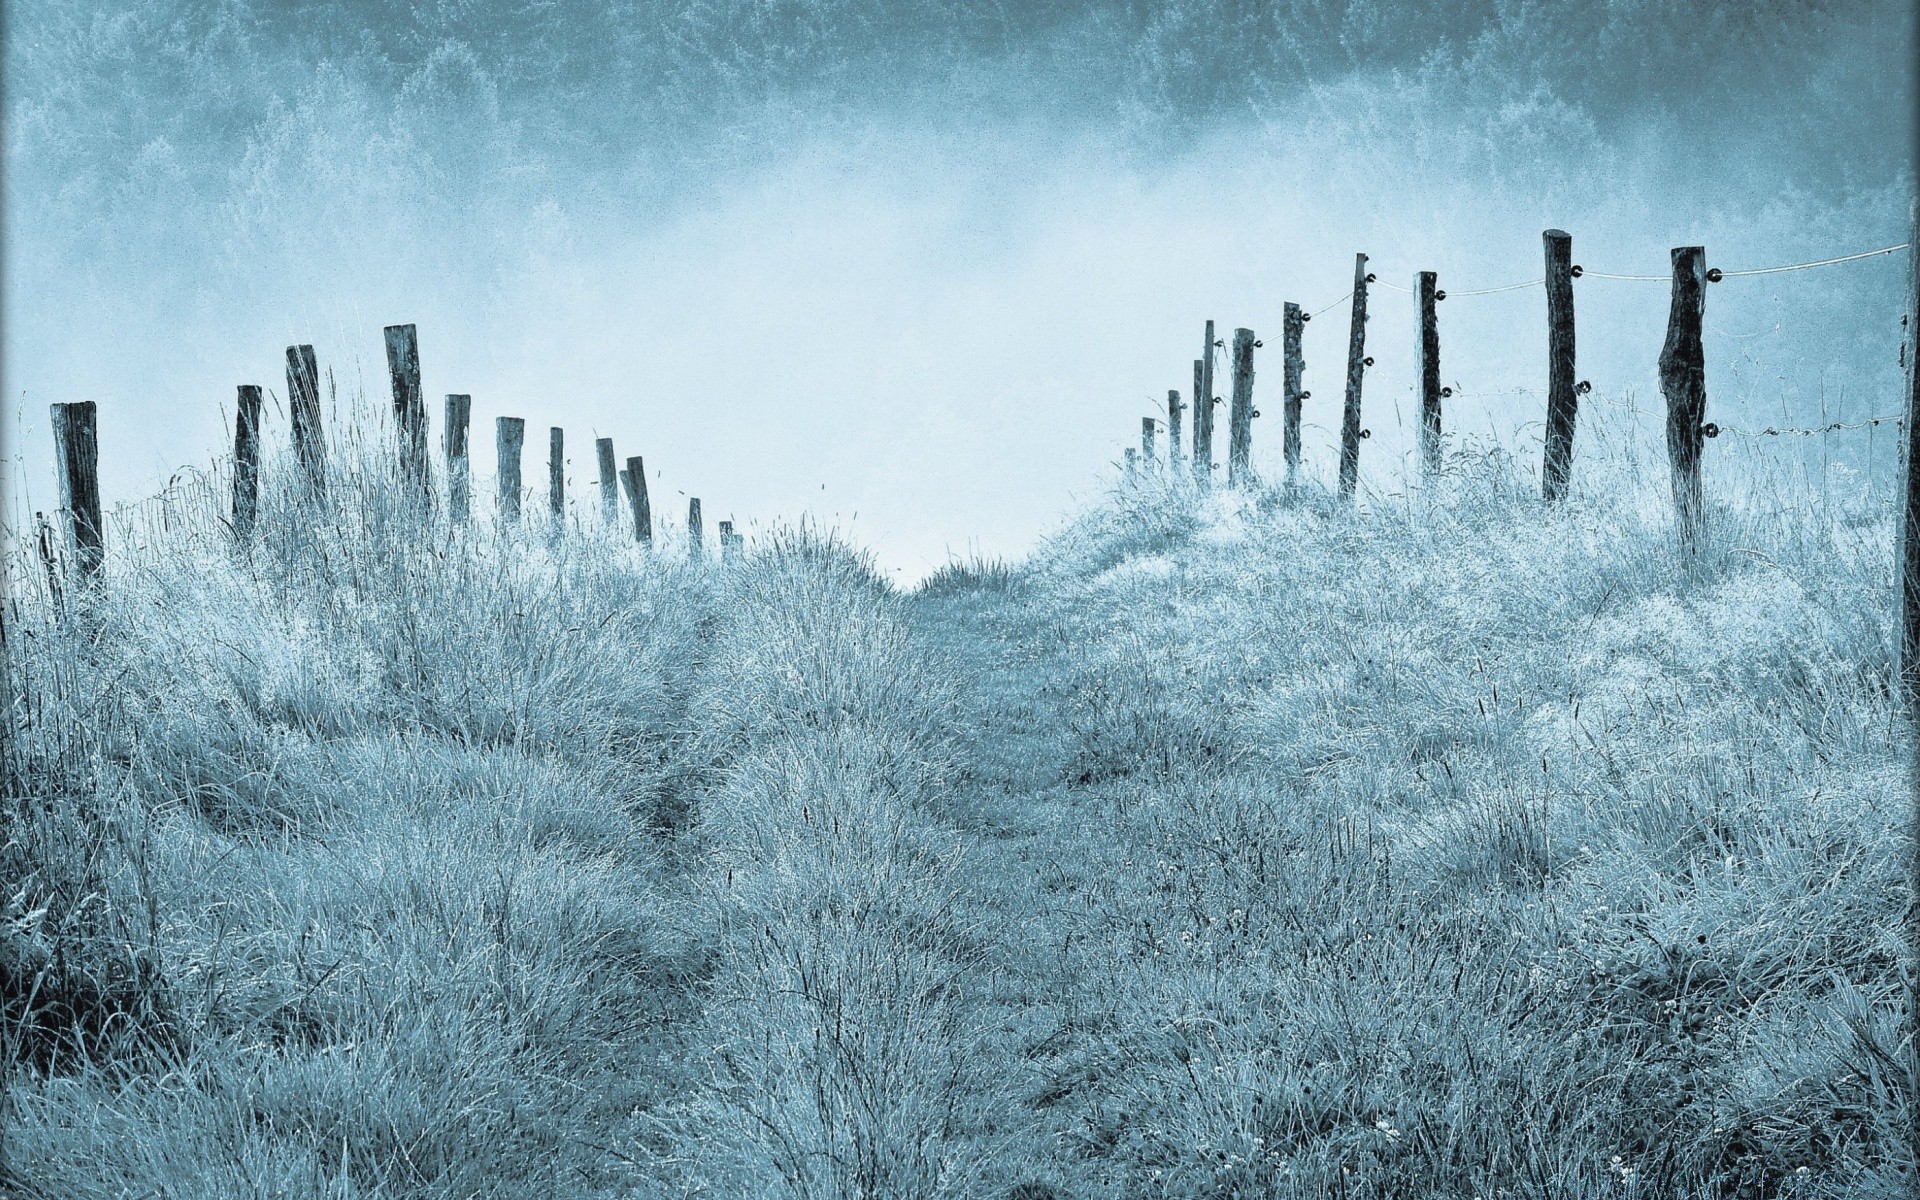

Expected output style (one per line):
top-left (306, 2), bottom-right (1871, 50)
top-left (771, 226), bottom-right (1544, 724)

top-left (3, 438), bottom-right (1912, 1198)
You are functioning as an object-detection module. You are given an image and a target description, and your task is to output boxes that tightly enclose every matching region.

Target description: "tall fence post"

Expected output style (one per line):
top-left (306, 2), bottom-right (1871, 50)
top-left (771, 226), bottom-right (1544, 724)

top-left (1167, 389), bottom-right (1184, 476)
top-left (595, 437), bottom-right (619, 522)
top-left (1900, 203), bottom-right (1920, 711)
top-left (688, 498), bottom-right (704, 561)
top-left (1282, 303), bottom-right (1305, 489)
top-left (623, 455), bottom-right (652, 545)
top-left (1227, 328), bottom-right (1257, 486)
top-left (286, 344), bottom-right (326, 499)
top-left (548, 427), bottom-right (565, 527)
top-left (1659, 245), bottom-right (1709, 549)
top-left (497, 416), bottom-right (525, 523)
top-left (1416, 272), bottom-right (1442, 478)
top-left (1141, 417), bottom-right (1157, 469)
top-left (444, 395), bottom-right (471, 526)
top-left (1542, 230), bottom-right (1578, 500)
top-left (1339, 254), bottom-right (1371, 500)
top-left (51, 402), bottom-right (103, 579)
top-left (1195, 321), bottom-right (1217, 485)
top-left (233, 385), bottom-right (263, 541)
top-left (383, 324), bottom-right (430, 500)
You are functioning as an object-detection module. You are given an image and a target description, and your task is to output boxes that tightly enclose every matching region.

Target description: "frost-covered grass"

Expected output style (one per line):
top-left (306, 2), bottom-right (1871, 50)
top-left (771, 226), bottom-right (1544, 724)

top-left (3, 423), bottom-right (1913, 1197)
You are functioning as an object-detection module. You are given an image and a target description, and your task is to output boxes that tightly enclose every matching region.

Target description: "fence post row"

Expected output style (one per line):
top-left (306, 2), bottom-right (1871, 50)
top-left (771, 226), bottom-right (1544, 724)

top-left (1659, 246), bottom-right (1709, 549)
top-left (1227, 327), bottom-right (1257, 486)
top-left (596, 437), bottom-right (619, 521)
top-left (1167, 389), bottom-right (1184, 475)
top-left (286, 344), bottom-right (326, 499)
top-left (50, 401), bottom-right (103, 579)
top-left (497, 416), bottom-right (525, 523)
top-left (383, 324), bottom-right (430, 500)
top-left (1195, 321), bottom-right (1216, 485)
top-left (1416, 272), bottom-right (1442, 477)
top-left (233, 385), bottom-right (263, 540)
top-left (444, 395), bottom-right (471, 526)
top-left (1141, 417), bottom-right (1156, 468)
top-left (1282, 303), bottom-right (1305, 489)
top-left (548, 427), bottom-right (565, 525)
top-left (1339, 253), bottom-right (1371, 500)
top-left (1900, 203), bottom-right (1920, 711)
top-left (623, 455), bottom-right (652, 544)
top-left (1542, 229), bottom-right (1578, 501)
top-left (688, 497), bottom-right (703, 560)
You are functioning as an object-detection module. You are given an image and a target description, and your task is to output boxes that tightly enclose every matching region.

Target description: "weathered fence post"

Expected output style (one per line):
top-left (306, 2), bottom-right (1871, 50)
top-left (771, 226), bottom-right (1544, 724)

top-left (719, 520), bottom-right (741, 562)
top-left (1141, 417), bottom-right (1157, 469)
top-left (1228, 327), bottom-right (1256, 486)
top-left (1195, 321), bottom-right (1217, 484)
top-left (1125, 447), bottom-right (1138, 475)
top-left (1659, 246), bottom-right (1709, 548)
top-left (1339, 254), bottom-right (1371, 500)
top-left (595, 438), bottom-right (619, 522)
top-left (444, 395), bottom-right (471, 526)
top-left (233, 385), bottom-right (263, 540)
top-left (1167, 389), bottom-right (1184, 475)
top-left (286, 344), bottom-right (326, 499)
top-left (1416, 272), bottom-right (1442, 478)
top-left (623, 455), bottom-right (652, 544)
top-left (1542, 230), bottom-right (1578, 500)
top-left (383, 324), bottom-right (430, 499)
top-left (1900, 203), bottom-right (1920, 711)
top-left (51, 402), bottom-right (103, 579)
top-left (688, 498), bottom-right (704, 561)
top-left (497, 417), bottom-right (525, 523)
top-left (548, 427), bottom-right (565, 526)
top-left (1282, 303), bottom-right (1305, 489)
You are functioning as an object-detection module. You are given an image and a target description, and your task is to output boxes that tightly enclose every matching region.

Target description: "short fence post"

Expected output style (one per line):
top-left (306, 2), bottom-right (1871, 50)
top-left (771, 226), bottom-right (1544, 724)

top-left (286, 344), bottom-right (327, 499)
top-left (719, 520), bottom-right (741, 562)
top-left (497, 416), bottom-right (525, 523)
top-left (1659, 245), bottom-right (1709, 548)
top-left (1416, 272), bottom-right (1442, 477)
top-left (233, 385), bottom-right (263, 540)
top-left (548, 427), bottom-right (565, 527)
top-left (688, 497), bottom-right (704, 561)
top-left (1227, 327), bottom-right (1256, 486)
top-left (1338, 254), bottom-right (1371, 500)
top-left (623, 455), bottom-right (652, 544)
top-left (1195, 321), bottom-right (1217, 485)
top-left (444, 395), bottom-right (471, 526)
top-left (1900, 203), bottom-right (1920, 710)
top-left (1282, 303), bottom-right (1305, 489)
top-left (1542, 229), bottom-right (1578, 500)
top-left (1125, 447), bottom-right (1138, 475)
top-left (1167, 389), bottom-right (1184, 475)
top-left (383, 324), bottom-right (430, 500)
top-left (51, 402), bottom-right (103, 579)
top-left (1141, 417), bottom-right (1157, 469)
top-left (595, 437), bottom-right (619, 522)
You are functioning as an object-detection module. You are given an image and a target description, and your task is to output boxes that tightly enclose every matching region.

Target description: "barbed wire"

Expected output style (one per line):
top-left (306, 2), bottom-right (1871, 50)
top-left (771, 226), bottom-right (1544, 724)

top-left (1716, 414), bottom-right (1906, 438)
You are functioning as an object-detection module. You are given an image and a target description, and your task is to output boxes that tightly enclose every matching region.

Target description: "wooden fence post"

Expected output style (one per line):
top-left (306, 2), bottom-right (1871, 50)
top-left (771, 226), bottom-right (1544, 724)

top-left (1659, 246), bottom-right (1709, 548)
top-left (1141, 417), bottom-right (1157, 469)
top-left (1339, 254), bottom-right (1371, 500)
top-left (1228, 327), bottom-right (1257, 486)
top-left (497, 417), bottom-right (525, 523)
top-left (1416, 272), bottom-right (1442, 477)
top-left (1900, 203), bottom-right (1920, 711)
top-left (233, 385), bottom-right (263, 540)
top-left (286, 344), bottom-right (326, 499)
top-left (719, 519), bottom-right (741, 562)
top-left (1167, 389), bottom-right (1184, 475)
top-left (51, 402), bottom-right (103, 579)
top-left (548, 427), bottom-right (565, 526)
top-left (1125, 447), bottom-right (1138, 475)
top-left (444, 395), bottom-right (471, 526)
top-left (1282, 303), bottom-right (1305, 488)
top-left (595, 437), bottom-right (619, 521)
top-left (383, 324), bottom-right (430, 499)
top-left (1195, 321), bottom-right (1217, 484)
top-left (1542, 230), bottom-right (1578, 500)
top-left (688, 498), bottom-right (704, 560)
top-left (623, 455), bottom-right (652, 545)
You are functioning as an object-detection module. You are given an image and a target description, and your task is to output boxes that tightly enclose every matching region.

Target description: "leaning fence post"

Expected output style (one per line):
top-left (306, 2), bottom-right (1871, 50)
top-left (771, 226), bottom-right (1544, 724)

top-left (1167, 389), bottom-right (1184, 476)
top-left (1282, 303), bottom-right (1305, 489)
top-left (595, 438), bottom-right (619, 522)
top-left (286, 344), bottom-right (326, 499)
top-left (497, 416), bottom-right (525, 523)
top-left (1542, 230), bottom-right (1578, 500)
top-left (1900, 203), bottom-right (1920, 711)
top-left (384, 324), bottom-right (430, 500)
top-left (688, 498), bottom-right (704, 560)
top-left (444, 395), bottom-right (471, 526)
top-left (623, 455), bottom-right (652, 544)
top-left (1339, 254), bottom-right (1371, 500)
top-left (1416, 272), bottom-right (1442, 477)
top-left (1227, 327), bottom-right (1257, 486)
top-left (51, 402), bottom-right (103, 580)
top-left (1141, 417), bottom-right (1157, 469)
top-left (233, 385), bottom-right (263, 540)
top-left (548, 427), bottom-right (565, 527)
top-left (1659, 246), bottom-right (1709, 548)
top-left (1195, 321), bottom-right (1217, 485)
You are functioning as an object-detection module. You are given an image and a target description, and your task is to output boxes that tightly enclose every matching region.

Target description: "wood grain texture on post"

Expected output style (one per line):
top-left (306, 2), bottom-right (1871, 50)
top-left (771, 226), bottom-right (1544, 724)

top-left (687, 497), bottom-right (703, 560)
top-left (1900, 203), bottom-right (1920, 710)
top-left (1196, 320), bottom-right (1217, 484)
top-left (285, 344), bottom-right (326, 499)
top-left (51, 402), bottom-right (103, 578)
top-left (496, 416), bottom-right (525, 523)
top-left (383, 324), bottom-right (430, 498)
top-left (1141, 417), bottom-right (1156, 468)
top-left (595, 437), bottom-right (619, 521)
top-left (233, 385), bottom-right (263, 541)
top-left (1416, 272), bottom-right (1442, 477)
top-left (1282, 303), bottom-right (1305, 486)
top-left (1167, 389), bottom-right (1184, 474)
top-left (623, 455), bottom-right (652, 544)
top-left (1227, 327), bottom-right (1256, 486)
top-left (548, 427), bottom-right (565, 524)
top-left (1542, 230), bottom-right (1578, 501)
top-left (1658, 246), bottom-right (1709, 548)
top-left (1339, 254), bottom-right (1370, 500)
top-left (444, 395), bottom-right (471, 526)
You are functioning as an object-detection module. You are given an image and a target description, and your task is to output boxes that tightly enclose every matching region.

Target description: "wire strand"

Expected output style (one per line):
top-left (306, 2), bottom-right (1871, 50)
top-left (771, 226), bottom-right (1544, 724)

top-left (1719, 242), bottom-right (1910, 277)
top-left (1718, 414), bottom-right (1906, 437)
top-left (1446, 277), bottom-right (1543, 298)
top-left (1310, 290), bottom-right (1353, 319)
